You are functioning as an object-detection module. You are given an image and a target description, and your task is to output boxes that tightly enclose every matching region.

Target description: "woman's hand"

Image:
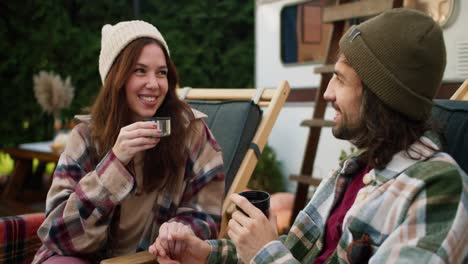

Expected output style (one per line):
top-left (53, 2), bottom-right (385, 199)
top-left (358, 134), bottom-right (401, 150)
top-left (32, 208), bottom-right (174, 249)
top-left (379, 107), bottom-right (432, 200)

top-left (151, 222), bottom-right (193, 259)
top-left (112, 121), bottom-right (161, 165)
top-left (228, 193), bottom-right (278, 263)
top-left (149, 222), bottom-right (210, 264)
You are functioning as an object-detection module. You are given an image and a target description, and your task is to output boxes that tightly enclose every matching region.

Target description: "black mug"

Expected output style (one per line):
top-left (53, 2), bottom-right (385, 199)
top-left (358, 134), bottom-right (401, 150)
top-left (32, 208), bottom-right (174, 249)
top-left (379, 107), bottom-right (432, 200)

top-left (237, 190), bottom-right (270, 217)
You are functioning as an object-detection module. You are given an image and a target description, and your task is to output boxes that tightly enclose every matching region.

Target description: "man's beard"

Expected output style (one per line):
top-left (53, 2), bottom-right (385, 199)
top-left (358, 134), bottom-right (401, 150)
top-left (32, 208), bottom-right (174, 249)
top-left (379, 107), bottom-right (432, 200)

top-left (332, 117), bottom-right (364, 140)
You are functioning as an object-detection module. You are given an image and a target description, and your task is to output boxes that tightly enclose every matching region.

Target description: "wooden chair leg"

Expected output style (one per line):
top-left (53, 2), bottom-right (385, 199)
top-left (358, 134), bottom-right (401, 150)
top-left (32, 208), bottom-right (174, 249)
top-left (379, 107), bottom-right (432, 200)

top-left (2, 158), bottom-right (31, 200)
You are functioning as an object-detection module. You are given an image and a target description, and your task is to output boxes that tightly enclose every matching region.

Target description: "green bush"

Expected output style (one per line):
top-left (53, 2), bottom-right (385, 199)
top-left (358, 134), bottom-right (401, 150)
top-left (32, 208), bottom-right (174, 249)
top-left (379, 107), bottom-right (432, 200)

top-left (0, 1), bottom-right (254, 147)
top-left (249, 145), bottom-right (286, 193)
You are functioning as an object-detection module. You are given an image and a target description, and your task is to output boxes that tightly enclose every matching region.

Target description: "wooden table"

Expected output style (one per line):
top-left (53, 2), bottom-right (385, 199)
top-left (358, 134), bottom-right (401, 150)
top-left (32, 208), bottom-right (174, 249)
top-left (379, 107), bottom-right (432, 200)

top-left (2, 142), bottom-right (60, 200)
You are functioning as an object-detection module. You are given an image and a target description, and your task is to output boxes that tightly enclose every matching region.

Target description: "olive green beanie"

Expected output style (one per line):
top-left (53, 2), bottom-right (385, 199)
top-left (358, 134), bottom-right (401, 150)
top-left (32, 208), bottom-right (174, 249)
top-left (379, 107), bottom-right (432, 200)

top-left (340, 8), bottom-right (446, 121)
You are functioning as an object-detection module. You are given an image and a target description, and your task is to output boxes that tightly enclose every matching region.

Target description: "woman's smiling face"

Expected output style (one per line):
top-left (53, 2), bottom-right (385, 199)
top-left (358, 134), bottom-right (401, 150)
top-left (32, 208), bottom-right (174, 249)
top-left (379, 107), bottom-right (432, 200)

top-left (125, 42), bottom-right (169, 122)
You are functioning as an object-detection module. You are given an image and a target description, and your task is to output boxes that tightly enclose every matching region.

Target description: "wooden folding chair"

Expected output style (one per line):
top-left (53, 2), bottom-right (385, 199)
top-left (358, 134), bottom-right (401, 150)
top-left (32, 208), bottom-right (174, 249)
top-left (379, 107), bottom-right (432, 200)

top-left (178, 81), bottom-right (291, 239)
top-left (101, 80), bottom-right (290, 264)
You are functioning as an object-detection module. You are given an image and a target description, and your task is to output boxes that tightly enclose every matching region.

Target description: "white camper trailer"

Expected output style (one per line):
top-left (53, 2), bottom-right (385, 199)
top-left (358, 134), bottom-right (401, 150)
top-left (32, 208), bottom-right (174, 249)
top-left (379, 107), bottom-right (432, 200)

top-left (257, 0), bottom-right (468, 191)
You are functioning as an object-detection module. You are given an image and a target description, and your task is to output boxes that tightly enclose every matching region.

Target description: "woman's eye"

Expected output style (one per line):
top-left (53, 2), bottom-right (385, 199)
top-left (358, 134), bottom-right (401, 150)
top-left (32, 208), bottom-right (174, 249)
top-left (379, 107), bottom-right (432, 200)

top-left (134, 68), bottom-right (145, 73)
top-left (157, 70), bottom-right (168, 77)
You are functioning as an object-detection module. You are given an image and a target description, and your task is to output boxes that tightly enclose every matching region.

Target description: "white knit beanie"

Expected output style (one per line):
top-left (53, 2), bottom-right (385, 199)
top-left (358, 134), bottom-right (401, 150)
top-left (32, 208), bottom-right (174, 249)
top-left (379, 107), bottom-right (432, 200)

top-left (98, 20), bottom-right (170, 83)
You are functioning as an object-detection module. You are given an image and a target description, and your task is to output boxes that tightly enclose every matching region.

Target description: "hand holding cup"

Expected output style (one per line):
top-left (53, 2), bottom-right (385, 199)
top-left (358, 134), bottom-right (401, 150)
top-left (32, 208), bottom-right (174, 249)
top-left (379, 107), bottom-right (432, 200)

top-left (112, 121), bottom-right (160, 165)
top-left (228, 192), bottom-right (278, 262)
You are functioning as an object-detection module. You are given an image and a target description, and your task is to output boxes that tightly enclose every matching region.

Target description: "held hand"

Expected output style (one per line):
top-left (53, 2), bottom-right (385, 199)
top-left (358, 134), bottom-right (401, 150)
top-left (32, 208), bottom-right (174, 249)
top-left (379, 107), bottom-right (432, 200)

top-left (112, 121), bottom-right (162, 165)
top-left (228, 193), bottom-right (278, 263)
top-left (149, 225), bottom-right (210, 264)
top-left (151, 222), bottom-right (194, 259)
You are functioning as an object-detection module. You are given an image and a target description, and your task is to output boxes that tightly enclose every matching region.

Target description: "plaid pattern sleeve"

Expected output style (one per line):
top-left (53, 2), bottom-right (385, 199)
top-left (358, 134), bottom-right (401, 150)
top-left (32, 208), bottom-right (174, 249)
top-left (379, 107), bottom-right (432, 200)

top-left (204, 135), bottom-right (467, 264)
top-left (206, 239), bottom-right (242, 264)
top-left (169, 119), bottom-right (225, 239)
top-left (205, 236), bottom-right (304, 263)
top-left (334, 146), bottom-right (468, 263)
top-left (366, 154), bottom-right (468, 264)
top-left (252, 240), bottom-right (302, 264)
top-left (249, 209), bottom-right (323, 263)
top-left (0, 213), bottom-right (45, 264)
top-left (33, 123), bottom-right (135, 261)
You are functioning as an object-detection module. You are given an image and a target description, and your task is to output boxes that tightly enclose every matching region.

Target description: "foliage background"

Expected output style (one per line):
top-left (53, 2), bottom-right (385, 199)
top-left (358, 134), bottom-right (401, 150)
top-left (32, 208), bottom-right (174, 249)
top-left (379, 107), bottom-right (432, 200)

top-left (0, 0), bottom-right (254, 147)
top-left (248, 145), bottom-right (286, 193)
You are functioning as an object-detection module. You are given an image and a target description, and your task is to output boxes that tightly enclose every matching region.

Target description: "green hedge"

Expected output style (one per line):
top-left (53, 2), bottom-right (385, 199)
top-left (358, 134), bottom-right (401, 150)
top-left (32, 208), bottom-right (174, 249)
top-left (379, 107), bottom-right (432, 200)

top-left (0, 1), bottom-right (254, 147)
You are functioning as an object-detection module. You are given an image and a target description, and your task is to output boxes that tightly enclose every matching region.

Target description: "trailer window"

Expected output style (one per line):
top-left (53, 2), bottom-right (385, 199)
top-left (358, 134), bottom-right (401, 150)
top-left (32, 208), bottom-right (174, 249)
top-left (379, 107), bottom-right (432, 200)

top-left (280, 0), bottom-right (333, 65)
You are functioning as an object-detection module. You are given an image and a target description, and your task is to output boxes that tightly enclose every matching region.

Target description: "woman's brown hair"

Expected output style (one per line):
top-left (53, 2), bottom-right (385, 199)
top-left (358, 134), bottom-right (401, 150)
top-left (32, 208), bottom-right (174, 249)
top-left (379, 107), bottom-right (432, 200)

top-left (351, 86), bottom-right (438, 170)
top-left (90, 37), bottom-right (194, 193)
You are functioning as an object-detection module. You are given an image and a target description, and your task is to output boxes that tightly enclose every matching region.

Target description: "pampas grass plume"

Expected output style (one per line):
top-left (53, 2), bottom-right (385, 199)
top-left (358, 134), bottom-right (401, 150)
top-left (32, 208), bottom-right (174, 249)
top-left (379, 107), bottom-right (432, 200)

top-left (33, 71), bottom-right (75, 116)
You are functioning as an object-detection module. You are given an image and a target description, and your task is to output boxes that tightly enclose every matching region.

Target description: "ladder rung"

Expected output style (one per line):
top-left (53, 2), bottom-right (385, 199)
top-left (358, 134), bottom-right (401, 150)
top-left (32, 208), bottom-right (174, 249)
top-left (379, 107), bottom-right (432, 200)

top-left (323, 0), bottom-right (394, 23)
top-left (301, 119), bottom-right (335, 127)
top-left (289, 175), bottom-right (322, 186)
top-left (314, 65), bottom-right (334, 74)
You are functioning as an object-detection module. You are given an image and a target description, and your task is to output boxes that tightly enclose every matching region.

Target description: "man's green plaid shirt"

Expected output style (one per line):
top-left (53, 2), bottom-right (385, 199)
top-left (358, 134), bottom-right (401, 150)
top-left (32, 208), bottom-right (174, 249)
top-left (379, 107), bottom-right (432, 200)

top-left (207, 134), bottom-right (467, 263)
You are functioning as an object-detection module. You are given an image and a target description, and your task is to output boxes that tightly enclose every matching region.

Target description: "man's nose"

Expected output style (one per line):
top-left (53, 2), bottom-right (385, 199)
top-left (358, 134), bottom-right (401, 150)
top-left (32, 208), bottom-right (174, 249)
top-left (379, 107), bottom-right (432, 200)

top-left (323, 83), bottom-right (335, 101)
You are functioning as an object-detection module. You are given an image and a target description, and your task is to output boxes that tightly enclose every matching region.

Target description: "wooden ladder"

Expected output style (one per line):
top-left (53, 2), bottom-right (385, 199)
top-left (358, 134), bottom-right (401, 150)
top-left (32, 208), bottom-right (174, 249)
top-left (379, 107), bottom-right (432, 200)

top-left (289, 0), bottom-right (403, 224)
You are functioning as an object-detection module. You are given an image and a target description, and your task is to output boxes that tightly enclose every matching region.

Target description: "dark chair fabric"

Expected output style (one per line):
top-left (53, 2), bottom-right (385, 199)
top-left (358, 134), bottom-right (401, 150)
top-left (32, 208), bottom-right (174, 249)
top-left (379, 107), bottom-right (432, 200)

top-left (432, 99), bottom-right (468, 173)
top-left (188, 100), bottom-right (262, 193)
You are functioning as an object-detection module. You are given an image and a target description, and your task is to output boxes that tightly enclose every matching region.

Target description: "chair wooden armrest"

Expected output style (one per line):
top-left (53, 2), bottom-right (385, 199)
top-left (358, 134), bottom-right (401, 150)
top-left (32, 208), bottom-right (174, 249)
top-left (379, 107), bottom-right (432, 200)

top-left (100, 251), bottom-right (156, 264)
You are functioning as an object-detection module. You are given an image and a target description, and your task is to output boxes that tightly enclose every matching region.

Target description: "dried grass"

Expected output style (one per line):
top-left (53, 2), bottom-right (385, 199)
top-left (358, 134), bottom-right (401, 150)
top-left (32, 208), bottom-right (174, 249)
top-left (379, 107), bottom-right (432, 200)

top-left (33, 71), bottom-right (74, 116)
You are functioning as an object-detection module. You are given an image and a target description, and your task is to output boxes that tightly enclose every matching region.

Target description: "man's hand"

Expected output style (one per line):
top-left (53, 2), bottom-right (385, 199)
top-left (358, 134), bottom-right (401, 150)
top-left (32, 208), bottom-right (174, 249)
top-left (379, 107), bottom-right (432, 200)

top-left (112, 121), bottom-right (161, 165)
top-left (148, 222), bottom-right (210, 264)
top-left (228, 193), bottom-right (278, 262)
